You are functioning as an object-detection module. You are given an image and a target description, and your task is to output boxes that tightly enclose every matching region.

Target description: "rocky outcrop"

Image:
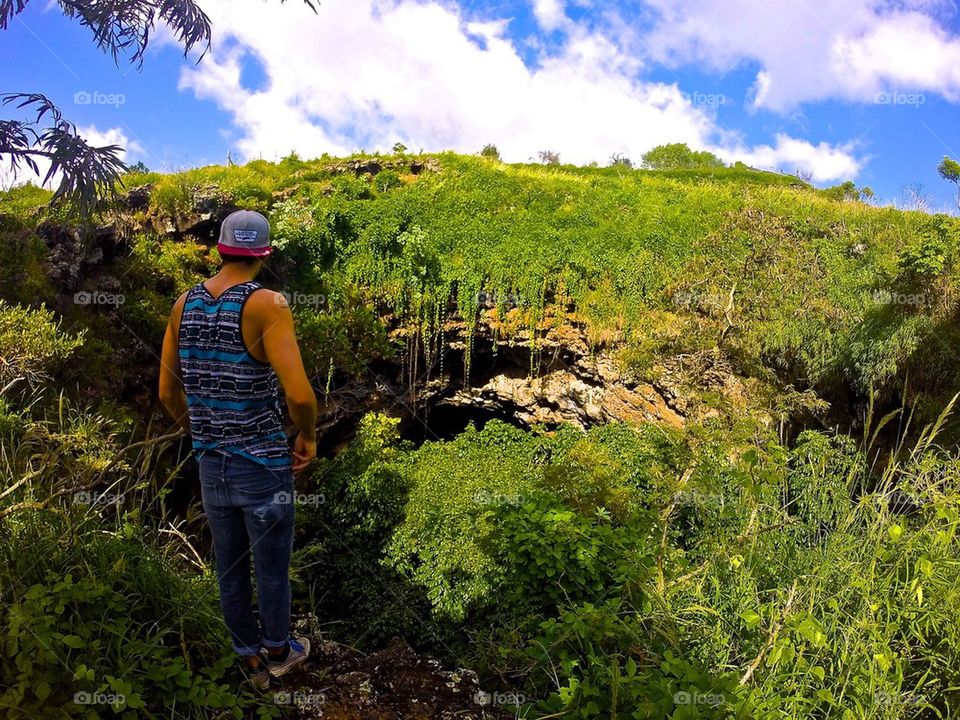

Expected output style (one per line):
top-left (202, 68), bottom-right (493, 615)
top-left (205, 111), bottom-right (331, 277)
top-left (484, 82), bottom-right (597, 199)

top-left (326, 157), bottom-right (441, 178)
top-left (438, 357), bottom-right (684, 429)
top-left (310, 309), bottom-right (766, 446)
top-left (419, 309), bottom-right (759, 431)
top-left (310, 302), bottom-right (773, 447)
top-left (37, 220), bottom-right (123, 294)
top-left (121, 184), bottom-right (152, 212)
top-left (147, 184), bottom-right (240, 239)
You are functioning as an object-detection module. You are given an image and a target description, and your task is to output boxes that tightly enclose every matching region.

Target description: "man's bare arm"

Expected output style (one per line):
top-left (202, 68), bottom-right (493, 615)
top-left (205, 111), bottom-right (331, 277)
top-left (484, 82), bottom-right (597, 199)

top-left (158, 293), bottom-right (190, 432)
top-left (255, 292), bottom-right (318, 472)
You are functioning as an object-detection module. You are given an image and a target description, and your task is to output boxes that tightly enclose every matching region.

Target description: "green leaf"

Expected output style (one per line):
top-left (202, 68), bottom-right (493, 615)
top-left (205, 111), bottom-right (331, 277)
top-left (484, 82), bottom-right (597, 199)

top-left (36, 681), bottom-right (51, 702)
top-left (61, 634), bottom-right (85, 649)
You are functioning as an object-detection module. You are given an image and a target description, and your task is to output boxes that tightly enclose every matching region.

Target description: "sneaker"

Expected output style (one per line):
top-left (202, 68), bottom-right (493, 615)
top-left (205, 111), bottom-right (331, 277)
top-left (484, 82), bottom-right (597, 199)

top-left (262, 636), bottom-right (311, 677)
top-left (245, 663), bottom-right (271, 691)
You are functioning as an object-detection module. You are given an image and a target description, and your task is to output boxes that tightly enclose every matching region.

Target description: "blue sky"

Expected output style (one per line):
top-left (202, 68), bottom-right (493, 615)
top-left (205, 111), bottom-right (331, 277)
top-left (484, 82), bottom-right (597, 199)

top-left (2, 0), bottom-right (959, 211)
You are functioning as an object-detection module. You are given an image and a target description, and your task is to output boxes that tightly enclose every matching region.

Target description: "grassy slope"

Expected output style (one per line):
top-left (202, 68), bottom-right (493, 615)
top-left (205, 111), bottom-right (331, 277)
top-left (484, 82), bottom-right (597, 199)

top-left (4, 153), bottom-right (960, 414)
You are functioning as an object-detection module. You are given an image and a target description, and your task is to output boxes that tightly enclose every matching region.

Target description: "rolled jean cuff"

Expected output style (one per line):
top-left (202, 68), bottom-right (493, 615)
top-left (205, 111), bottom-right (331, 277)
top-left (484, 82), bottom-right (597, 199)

top-left (233, 643), bottom-right (261, 657)
top-left (261, 636), bottom-right (289, 650)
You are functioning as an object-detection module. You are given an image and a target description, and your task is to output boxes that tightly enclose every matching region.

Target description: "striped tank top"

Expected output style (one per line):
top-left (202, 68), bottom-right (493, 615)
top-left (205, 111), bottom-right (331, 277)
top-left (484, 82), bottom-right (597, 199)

top-left (178, 281), bottom-right (291, 468)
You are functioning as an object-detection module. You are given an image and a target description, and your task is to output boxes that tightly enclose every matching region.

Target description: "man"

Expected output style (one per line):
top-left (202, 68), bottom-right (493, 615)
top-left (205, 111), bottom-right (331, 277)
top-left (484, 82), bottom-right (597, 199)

top-left (159, 210), bottom-right (318, 690)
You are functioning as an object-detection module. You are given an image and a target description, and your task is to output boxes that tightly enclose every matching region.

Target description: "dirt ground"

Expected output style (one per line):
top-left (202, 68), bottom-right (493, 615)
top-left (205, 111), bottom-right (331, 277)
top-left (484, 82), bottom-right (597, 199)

top-left (264, 633), bottom-right (518, 719)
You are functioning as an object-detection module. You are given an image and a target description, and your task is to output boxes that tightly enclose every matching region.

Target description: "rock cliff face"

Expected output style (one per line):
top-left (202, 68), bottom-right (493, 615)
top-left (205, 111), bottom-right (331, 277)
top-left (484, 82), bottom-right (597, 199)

top-left (413, 313), bottom-right (766, 436)
top-left (311, 308), bottom-right (768, 449)
top-left (427, 315), bottom-right (686, 431)
top-left (441, 367), bottom-right (684, 429)
top-left (141, 184), bottom-right (241, 239)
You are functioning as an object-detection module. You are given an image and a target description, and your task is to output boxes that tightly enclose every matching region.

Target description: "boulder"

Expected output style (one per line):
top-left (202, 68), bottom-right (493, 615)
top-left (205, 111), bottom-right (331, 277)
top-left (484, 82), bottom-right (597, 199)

top-left (36, 220), bottom-right (84, 293)
top-left (122, 184), bottom-right (152, 212)
top-left (150, 184), bottom-right (240, 240)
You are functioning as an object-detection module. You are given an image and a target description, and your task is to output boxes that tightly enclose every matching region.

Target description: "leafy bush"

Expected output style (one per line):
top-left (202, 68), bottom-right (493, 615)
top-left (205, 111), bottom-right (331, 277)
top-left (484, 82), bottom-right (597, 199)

top-left (480, 144), bottom-right (501, 161)
top-left (0, 514), bottom-right (251, 719)
top-left (150, 175), bottom-right (193, 218)
top-left (641, 143), bottom-right (726, 170)
top-left (0, 301), bottom-right (84, 386)
top-left (788, 431), bottom-right (864, 535)
top-left (386, 420), bottom-right (555, 619)
top-left (291, 414), bottom-right (437, 647)
top-left (294, 289), bottom-right (393, 380)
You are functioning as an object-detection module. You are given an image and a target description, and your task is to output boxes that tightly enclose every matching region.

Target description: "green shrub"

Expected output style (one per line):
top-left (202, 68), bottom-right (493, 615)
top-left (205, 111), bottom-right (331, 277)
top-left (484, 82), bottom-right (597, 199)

top-left (0, 301), bottom-right (85, 386)
top-left (0, 184), bottom-right (53, 224)
top-left (0, 514), bottom-right (254, 719)
top-left (291, 414), bottom-right (436, 647)
top-left (150, 175), bottom-right (193, 218)
top-left (641, 143), bottom-right (726, 170)
top-left (374, 170), bottom-right (403, 193)
top-left (788, 431), bottom-right (864, 534)
top-left (294, 290), bottom-right (393, 380)
top-left (532, 605), bottom-right (740, 719)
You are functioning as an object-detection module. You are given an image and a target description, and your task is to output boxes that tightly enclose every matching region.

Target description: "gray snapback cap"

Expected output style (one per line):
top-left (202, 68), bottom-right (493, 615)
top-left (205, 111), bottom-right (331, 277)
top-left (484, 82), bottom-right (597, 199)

top-left (217, 210), bottom-right (272, 257)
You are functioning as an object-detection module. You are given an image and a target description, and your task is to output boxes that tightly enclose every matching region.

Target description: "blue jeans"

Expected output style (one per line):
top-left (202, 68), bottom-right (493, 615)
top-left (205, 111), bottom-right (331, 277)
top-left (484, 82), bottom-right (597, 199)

top-left (198, 452), bottom-right (295, 656)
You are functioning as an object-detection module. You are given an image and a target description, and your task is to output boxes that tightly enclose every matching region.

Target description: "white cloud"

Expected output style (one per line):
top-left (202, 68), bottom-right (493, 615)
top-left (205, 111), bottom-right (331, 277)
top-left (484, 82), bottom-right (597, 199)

top-left (175, 0), bottom-right (862, 182)
top-left (831, 11), bottom-right (960, 102)
top-left (639, 0), bottom-right (960, 110)
top-left (76, 126), bottom-right (145, 160)
top-left (715, 134), bottom-right (863, 183)
top-left (531, 0), bottom-right (568, 32)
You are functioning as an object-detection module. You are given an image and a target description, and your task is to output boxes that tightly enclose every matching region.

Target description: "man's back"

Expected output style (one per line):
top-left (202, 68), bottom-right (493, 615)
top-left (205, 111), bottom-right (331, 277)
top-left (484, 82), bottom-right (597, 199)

top-left (161, 269), bottom-right (317, 472)
top-left (177, 280), bottom-right (290, 468)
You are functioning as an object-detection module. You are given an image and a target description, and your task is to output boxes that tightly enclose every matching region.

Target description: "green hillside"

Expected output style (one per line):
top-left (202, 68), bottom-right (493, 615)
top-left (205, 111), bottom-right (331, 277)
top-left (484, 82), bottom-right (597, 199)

top-left (2, 154), bottom-right (960, 718)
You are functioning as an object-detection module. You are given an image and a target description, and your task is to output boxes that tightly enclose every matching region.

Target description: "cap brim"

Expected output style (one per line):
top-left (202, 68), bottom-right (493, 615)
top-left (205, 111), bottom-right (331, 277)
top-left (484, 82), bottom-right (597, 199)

top-left (218, 243), bottom-right (272, 257)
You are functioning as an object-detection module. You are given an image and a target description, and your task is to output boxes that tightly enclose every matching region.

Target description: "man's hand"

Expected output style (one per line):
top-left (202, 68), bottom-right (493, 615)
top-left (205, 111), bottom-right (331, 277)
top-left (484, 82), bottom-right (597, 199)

top-left (292, 432), bottom-right (316, 475)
